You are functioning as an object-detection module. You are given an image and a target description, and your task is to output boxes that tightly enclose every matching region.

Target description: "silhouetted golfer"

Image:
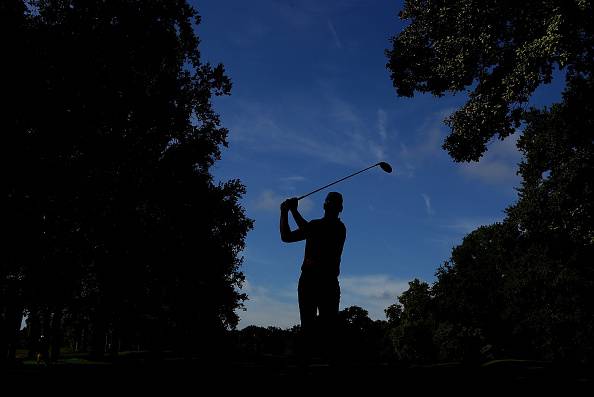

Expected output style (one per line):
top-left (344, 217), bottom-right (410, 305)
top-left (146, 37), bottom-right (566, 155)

top-left (280, 192), bottom-right (346, 363)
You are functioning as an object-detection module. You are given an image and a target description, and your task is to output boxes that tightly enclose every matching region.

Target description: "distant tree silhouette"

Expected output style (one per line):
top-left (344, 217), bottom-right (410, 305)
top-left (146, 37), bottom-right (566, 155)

top-left (386, 280), bottom-right (436, 364)
top-left (235, 326), bottom-right (296, 358)
top-left (2, 0), bottom-right (252, 364)
top-left (228, 312), bottom-right (395, 366)
top-left (336, 306), bottom-right (392, 363)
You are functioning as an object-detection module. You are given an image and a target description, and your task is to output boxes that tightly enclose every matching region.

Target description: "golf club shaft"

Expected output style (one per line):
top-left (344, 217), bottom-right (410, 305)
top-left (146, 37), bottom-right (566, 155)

top-left (297, 163), bottom-right (381, 201)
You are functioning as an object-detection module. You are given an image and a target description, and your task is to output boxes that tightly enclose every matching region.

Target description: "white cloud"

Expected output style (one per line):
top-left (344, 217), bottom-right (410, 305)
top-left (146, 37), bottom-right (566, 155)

top-left (239, 280), bottom-right (299, 329)
top-left (399, 110), bottom-right (450, 161)
top-left (461, 160), bottom-right (516, 184)
top-left (327, 94), bottom-right (360, 125)
top-left (340, 274), bottom-right (409, 321)
top-left (229, 97), bottom-right (389, 169)
top-left (279, 176), bottom-right (307, 192)
top-left (421, 193), bottom-right (435, 215)
top-left (459, 134), bottom-right (522, 186)
top-left (251, 189), bottom-right (314, 214)
top-left (327, 20), bottom-right (342, 48)
top-left (298, 197), bottom-right (314, 214)
top-left (369, 141), bottom-right (386, 162)
top-left (252, 190), bottom-right (282, 212)
top-left (238, 274), bottom-right (409, 329)
top-left (394, 109), bottom-right (452, 177)
top-left (377, 109), bottom-right (388, 141)
top-left (441, 216), bottom-right (504, 235)
top-left (279, 176), bottom-right (307, 183)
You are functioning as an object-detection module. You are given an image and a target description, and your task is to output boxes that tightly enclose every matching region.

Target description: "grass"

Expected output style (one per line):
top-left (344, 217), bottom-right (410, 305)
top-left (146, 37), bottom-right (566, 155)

top-left (6, 349), bottom-right (593, 392)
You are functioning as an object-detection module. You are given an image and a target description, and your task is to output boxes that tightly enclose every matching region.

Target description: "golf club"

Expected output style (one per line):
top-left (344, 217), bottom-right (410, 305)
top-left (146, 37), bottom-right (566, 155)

top-left (297, 161), bottom-right (393, 201)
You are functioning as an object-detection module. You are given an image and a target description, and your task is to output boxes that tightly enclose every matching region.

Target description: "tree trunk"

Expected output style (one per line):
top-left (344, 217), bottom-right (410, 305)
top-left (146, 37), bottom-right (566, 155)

top-left (0, 308), bottom-right (9, 365)
top-left (1, 280), bottom-right (23, 365)
top-left (6, 306), bottom-right (24, 364)
top-left (80, 324), bottom-right (87, 352)
top-left (109, 324), bottom-right (119, 357)
top-left (88, 311), bottom-right (106, 359)
top-left (49, 306), bottom-right (63, 362)
top-left (25, 306), bottom-right (41, 359)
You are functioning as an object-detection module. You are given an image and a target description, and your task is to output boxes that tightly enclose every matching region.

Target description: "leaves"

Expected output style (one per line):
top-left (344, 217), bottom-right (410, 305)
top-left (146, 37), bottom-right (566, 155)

top-left (387, 0), bottom-right (593, 161)
top-left (2, 0), bottom-right (252, 360)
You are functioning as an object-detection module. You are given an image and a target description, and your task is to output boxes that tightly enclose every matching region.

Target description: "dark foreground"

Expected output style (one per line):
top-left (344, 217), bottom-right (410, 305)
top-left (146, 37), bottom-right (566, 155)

top-left (4, 355), bottom-right (593, 392)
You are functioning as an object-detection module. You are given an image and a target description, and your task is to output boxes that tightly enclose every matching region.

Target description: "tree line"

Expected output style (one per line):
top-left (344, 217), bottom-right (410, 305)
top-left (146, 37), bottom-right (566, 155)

top-left (1, 0), bottom-right (592, 367)
top-left (1, 0), bottom-right (252, 364)
top-left (384, 0), bottom-right (593, 364)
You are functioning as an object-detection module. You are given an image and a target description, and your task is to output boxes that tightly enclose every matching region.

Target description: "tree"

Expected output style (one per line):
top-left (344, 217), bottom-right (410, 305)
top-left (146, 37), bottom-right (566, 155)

top-left (236, 326), bottom-right (295, 358)
top-left (336, 306), bottom-right (373, 362)
top-left (504, 74), bottom-right (594, 362)
top-left (387, 0), bottom-right (593, 161)
top-left (388, 279), bottom-right (436, 363)
top-left (384, 302), bottom-right (403, 326)
top-left (2, 0), bottom-right (252, 362)
top-left (387, 0), bottom-right (594, 364)
top-left (433, 224), bottom-right (516, 334)
top-left (432, 223), bottom-right (518, 362)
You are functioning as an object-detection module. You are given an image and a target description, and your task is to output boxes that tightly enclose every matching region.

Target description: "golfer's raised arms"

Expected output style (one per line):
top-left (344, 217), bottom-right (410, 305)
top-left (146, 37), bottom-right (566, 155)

top-left (280, 198), bottom-right (307, 243)
top-left (289, 198), bottom-right (308, 230)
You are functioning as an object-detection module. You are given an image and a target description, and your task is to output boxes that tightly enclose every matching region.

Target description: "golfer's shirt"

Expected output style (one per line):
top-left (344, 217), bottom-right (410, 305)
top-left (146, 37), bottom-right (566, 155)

top-left (301, 217), bottom-right (346, 277)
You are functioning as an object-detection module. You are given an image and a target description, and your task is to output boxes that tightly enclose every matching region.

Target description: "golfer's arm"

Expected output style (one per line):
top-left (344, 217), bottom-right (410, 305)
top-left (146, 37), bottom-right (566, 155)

top-left (290, 208), bottom-right (308, 230)
top-left (280, 210), bottom-right (305, 242)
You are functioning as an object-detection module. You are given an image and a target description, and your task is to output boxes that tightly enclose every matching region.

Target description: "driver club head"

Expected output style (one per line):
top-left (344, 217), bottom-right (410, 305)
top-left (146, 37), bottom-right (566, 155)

top-left (379, 161), bottom-right (393, 173)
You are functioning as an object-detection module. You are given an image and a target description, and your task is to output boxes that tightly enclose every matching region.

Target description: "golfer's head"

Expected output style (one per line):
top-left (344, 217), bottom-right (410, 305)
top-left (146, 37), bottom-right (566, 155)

top-left (324, 192), bottom-right (343, 217)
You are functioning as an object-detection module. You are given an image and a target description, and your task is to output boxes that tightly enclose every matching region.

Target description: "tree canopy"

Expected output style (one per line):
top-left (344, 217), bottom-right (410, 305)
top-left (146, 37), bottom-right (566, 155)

top-left (2, 0), bottom-right (252, 363)
top-left (387, 0), bottom-right (594, 161)
top-left (385, 0), bottom-right (594, 364)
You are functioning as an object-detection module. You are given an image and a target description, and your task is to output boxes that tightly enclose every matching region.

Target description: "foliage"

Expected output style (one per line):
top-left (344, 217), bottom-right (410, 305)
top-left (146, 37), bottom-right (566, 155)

top-left (229, 308), bottom-right (395, 364)
top-left (336, 306), bottom-right (393, 363)
top-left (505, 72), bottom-right (594, 362)
top-left (385, 0), bottom-right (594, 365)
top-left (2, 0), bottom-right (252, 363)
top-left (386, 279), bottom-right (437, 363)
top-left (387, 0), bottom-right (594, 161)
top-left (388, 215), bottom-right (593, 364)
top-left (234, 326), bottom-right (296, 357)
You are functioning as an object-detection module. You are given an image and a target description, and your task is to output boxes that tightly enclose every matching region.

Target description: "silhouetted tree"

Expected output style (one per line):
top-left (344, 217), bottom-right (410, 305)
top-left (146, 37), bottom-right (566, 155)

top-left (337, 306), bottom-right (392, 363)
top-left (2, 0), bottom-right (252, 363)
top-left (385, 302), bottom-right (402, 327)
top-left (236, 326), bottom-right (295, 358)
top-left (387, 0), bottom-right (593, 161)
top-left (504, 74), bottom-right (594, 362)
top-left (432, 224), bottom-right (519, 362)
top-left (2, 0), bottom-right (35, 366)
top-left (387, 280), bottom-right (436, 363)
top-left (387, 0), bottom-right (594, 364)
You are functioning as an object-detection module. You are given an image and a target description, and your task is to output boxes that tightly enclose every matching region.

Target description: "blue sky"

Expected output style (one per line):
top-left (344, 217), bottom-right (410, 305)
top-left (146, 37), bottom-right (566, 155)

top-left (193, 0), bottom-right (565, 328)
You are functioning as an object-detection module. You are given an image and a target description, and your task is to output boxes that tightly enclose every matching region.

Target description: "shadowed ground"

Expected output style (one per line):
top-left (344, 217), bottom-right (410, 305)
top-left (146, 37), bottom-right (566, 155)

top-left (5, 352), bottom-right (593, 392)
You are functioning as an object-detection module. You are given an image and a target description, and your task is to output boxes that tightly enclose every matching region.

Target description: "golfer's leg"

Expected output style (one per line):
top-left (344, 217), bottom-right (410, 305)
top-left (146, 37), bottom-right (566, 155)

top-left (318, 277), bottom-right (340, 362)
top-left (298, 272), bottom-right (317, 362)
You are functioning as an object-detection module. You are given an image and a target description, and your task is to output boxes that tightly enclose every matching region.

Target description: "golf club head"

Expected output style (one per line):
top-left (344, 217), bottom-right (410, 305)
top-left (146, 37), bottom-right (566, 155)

top-left (379, 161), bottom-right (393, 173)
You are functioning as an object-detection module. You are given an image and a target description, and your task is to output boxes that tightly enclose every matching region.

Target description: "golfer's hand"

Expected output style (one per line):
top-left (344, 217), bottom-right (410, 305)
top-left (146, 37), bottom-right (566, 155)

top-left (280, 199), bottom-right (290, 212)
top-left (287, 197), bottom-right (298, 211)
